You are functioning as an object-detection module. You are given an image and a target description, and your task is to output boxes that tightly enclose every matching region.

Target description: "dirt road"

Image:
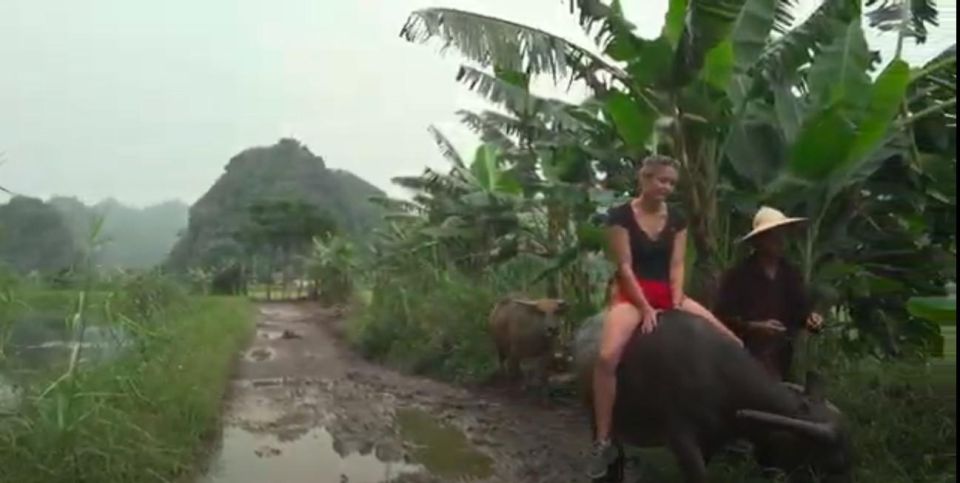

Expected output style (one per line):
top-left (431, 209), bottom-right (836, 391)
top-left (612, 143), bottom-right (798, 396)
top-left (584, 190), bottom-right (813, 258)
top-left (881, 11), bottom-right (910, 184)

top-left (197, 302), bottom-right (595, 483)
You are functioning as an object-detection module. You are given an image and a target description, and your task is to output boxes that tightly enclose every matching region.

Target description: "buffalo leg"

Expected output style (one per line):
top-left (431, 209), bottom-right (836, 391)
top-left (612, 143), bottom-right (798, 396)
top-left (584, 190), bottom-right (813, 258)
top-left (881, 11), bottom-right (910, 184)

top-left (667, 431), bottom-right (707, 483)
top-left (535, 354), bottom-right (551, 399)
top-left (496, 346), bottom-right (507, 376)
top-left (508, 356), bottom-right (521, 382)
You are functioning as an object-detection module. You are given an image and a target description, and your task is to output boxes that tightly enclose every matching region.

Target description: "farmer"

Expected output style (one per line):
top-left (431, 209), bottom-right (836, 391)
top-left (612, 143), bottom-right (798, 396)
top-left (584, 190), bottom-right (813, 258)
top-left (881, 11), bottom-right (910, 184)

top-left (714, 206), bottom-right (825, 382)
top-left (587, 155), bottom-right (743, 479)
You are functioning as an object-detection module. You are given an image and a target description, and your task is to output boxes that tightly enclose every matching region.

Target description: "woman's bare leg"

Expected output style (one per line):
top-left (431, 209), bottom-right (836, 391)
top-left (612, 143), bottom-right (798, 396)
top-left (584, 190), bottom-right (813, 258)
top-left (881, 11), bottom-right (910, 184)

top-left (588, 303), bottom-right (640, 478)
top-left (678, 297), bottom-right (743, 346)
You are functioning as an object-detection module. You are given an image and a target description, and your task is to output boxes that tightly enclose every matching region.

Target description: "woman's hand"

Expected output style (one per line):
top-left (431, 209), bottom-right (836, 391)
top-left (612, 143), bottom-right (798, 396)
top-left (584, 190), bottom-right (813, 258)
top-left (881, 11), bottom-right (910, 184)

top-left (639, 304), bottom-right (658, 334)
top-left (672, 291), bottom-right (686, 309)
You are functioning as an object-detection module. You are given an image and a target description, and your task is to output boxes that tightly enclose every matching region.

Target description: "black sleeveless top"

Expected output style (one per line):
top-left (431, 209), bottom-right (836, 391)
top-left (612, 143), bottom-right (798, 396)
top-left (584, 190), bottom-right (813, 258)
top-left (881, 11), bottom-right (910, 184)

top-left (605, 202), bottom-right (688, 282)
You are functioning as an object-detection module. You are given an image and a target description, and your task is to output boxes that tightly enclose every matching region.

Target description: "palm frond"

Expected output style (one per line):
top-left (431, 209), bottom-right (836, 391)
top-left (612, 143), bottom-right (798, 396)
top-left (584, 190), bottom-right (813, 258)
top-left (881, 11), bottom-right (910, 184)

top-left (906, 44), bottom-right (957, 126)
top-left (755, 0), bottom-right (862, 84)
top-left (866, 0), bottom-right (939, 44)
top-left (569, 0), bottom-right (638, 53)
top-left (457, 65), bottom-right (537, 114)
top-left (400, 7), bottom-right (627, 83)
top-left (772, 0), bottom-right (801, 34)
top-left (457, 66), bottom-right (588, 131)
top-left (427, 125), bottom-right (465, 168)
top-left (367, 196), bottom-right (424, 215)
top-left (911, 44), bottom-right (956, 95)
top-left (457, 109), bottom-right (527, 143)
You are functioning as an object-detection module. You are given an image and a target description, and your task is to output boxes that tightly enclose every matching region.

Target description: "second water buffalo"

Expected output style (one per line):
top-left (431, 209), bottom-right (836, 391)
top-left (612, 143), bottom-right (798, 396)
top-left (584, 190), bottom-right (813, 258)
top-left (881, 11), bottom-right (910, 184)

top-left (489, 296), bottom-right (568, 388)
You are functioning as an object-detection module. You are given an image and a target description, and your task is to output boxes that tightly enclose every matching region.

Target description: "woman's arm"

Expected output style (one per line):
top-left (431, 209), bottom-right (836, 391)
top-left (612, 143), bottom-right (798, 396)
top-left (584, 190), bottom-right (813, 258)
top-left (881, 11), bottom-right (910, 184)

top-left (607, 226), bottom-right (652, 311)
top-left (670, 228), bottom-right (687, 308)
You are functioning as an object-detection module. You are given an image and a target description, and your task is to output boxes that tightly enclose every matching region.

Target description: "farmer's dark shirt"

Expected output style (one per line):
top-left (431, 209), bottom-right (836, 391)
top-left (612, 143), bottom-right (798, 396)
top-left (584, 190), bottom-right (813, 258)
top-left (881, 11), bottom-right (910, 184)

top-left (714, 253), bottom-right (813, 379)
top-left (605, 202), bottom-right (687, 283)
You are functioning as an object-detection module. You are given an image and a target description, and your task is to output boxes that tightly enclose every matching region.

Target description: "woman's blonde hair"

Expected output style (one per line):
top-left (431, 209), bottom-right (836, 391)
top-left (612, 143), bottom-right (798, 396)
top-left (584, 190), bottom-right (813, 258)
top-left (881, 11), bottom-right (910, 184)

top-left (638, 155), bottom-right (679, 179)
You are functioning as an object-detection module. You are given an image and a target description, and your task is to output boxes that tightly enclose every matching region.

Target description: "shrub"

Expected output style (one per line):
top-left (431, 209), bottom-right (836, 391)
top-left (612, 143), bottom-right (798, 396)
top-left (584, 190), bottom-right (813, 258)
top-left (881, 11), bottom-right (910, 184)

top-left (348, 267), bottom-right (504, 383)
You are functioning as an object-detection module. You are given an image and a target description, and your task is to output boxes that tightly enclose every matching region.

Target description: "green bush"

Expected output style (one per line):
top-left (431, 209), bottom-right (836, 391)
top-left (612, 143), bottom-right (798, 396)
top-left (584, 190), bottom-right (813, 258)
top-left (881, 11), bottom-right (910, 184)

top-left (348, 268), bottom-right (504, 383)
top-left (794, 333), bottom-right (957, 483)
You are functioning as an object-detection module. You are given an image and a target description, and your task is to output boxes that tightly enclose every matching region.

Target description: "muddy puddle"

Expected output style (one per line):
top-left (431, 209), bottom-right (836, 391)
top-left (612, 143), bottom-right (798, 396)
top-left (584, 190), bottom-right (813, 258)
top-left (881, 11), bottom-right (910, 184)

top-left (395, 408), bottom-right (494, 480)
top-left (200, 426), bottom-right (424, 483)
top-left (200, 400), bottom-right (495, 483)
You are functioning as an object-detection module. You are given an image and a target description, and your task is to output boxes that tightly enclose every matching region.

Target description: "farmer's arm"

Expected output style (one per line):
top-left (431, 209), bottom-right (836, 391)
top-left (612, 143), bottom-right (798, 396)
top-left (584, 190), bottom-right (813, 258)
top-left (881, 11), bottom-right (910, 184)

top-left (670, 228), bottom-right (687, 307)
top-left (784, 263), bottom-right (822, 332)
top-left (714, 267), bottom-right (749, 337)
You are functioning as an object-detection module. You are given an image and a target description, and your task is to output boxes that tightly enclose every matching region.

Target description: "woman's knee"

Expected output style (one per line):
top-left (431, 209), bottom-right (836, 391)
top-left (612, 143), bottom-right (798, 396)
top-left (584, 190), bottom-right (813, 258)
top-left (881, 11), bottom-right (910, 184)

top-left (596, 304), bottom-right (640, 372)
top-left (596, 347), bottom-right (621, 373)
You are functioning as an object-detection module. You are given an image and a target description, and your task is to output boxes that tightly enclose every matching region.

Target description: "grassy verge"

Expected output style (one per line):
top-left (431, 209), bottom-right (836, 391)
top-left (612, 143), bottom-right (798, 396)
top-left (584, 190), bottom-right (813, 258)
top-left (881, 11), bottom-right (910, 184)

top-left (0, 295), bottom-right (255, 483)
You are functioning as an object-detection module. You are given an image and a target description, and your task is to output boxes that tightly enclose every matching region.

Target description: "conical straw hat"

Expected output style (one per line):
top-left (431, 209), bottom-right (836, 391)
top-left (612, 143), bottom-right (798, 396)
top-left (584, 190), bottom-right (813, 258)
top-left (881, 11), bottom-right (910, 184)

top-left (740, 206), bottom-right (806, 242)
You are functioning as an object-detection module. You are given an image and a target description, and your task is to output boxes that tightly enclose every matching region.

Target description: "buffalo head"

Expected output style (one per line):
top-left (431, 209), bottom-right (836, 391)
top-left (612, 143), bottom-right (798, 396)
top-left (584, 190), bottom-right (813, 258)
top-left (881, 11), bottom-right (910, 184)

top-left (513, 298), bottom-right (568, 337)
top-left (737, 371), bottom-right (853, 480)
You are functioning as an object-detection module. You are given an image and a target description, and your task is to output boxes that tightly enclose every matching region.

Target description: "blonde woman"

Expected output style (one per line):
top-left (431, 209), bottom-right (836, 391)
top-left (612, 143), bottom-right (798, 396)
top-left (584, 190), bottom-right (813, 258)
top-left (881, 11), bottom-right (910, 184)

top-left (588, 155), bottom-right (742, 478)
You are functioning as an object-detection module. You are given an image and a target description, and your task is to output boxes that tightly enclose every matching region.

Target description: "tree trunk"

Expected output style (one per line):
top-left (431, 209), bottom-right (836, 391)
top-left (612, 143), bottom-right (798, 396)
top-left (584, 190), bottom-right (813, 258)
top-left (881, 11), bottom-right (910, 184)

top-left (545, 201), bottom-right (568, 298)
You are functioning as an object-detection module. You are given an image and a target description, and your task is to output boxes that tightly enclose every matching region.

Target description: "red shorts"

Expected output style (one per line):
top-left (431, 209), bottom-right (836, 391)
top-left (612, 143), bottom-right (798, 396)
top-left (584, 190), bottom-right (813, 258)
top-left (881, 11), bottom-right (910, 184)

top-left (609, 278), bottom-right (674, 310)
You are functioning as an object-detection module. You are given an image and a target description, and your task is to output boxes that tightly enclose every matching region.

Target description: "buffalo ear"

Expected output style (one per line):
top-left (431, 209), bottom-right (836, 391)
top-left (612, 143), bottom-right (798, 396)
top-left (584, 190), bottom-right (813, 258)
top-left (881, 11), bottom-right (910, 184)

top-left (805, 371), bottom-right (826, 402)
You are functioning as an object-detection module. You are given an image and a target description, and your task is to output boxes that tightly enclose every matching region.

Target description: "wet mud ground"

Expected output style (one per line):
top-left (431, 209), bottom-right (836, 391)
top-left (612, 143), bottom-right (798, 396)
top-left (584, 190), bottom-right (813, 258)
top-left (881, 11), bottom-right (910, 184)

top-left (197, 302), bottom-right (603, 483)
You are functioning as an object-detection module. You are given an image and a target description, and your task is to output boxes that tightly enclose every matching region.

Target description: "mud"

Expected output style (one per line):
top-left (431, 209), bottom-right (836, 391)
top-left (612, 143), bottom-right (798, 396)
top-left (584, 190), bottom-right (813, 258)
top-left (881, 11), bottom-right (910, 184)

top-left (197, 302), bottom-right (597, 483)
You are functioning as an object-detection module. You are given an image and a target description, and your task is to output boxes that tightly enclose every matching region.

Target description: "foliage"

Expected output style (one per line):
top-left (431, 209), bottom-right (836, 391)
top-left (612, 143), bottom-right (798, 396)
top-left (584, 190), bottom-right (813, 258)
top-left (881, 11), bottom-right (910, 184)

top-left (348, 265), bottom-right (501, 383)
top-left (305, 234), bottom-right (357, 304)
top-left (234, 198), bottom-right (338, 300)
top-left (0, 265), bottom-right (22, 359)
top-left (797, 330), bottom-right (956, 482)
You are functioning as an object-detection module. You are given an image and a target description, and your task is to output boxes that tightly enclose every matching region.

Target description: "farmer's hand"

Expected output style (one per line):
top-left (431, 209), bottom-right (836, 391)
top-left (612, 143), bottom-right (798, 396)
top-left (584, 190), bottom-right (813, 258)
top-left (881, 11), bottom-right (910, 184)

top-left (805, 312), bottom-right (824, 332)
top-left (750, 319), bottom-right (786, 334)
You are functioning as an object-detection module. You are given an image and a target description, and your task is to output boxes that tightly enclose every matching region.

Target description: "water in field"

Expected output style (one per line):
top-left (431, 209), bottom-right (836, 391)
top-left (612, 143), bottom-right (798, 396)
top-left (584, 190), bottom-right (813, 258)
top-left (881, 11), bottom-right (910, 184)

top-left (0, 312), bottom-right (129, 411)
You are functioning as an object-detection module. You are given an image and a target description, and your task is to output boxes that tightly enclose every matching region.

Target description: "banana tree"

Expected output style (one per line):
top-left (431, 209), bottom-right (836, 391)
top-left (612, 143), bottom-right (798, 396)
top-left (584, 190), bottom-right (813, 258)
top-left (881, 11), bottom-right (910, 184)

top-left (739, 25), bottom-right (954, 357)
top-left (400, 0), bottom-right (860, 304)
top-left (305, 234), bottom-right (357, 303)
top-left (386, 130), bottom-right (528, 273)
top-left (401, 0), bottom-right (945, 316)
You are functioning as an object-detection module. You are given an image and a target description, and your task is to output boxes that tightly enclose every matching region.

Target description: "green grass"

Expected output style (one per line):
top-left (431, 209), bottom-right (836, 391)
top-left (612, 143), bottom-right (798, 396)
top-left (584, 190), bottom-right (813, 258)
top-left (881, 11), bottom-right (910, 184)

top-left (18, 288), bottom-right (110, 316)
top-left (0, 295), bottom-right (255, 483)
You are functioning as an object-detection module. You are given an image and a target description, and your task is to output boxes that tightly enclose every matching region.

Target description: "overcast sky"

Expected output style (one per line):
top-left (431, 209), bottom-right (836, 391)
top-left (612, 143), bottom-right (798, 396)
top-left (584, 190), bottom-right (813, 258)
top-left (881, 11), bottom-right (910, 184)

top-left (0, 0), bottom-right (955, 207)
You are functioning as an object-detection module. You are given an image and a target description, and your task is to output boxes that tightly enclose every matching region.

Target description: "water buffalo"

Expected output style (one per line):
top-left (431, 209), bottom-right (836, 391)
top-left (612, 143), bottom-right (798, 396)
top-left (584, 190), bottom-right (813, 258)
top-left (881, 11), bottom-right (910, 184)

top-left (574, 310), bottom-right (852, 483)
top-left (489, 296), bottom-right (567, 389)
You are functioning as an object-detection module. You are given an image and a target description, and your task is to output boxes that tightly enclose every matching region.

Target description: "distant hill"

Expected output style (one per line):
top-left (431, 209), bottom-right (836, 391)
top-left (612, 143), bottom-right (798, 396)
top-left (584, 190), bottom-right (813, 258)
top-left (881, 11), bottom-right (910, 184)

top-left (166, 138), bottom-right (384, 269)
top-left (49, 196), bottom-right (189, 269)
top-left (0, 196), bottom-right (77, 274)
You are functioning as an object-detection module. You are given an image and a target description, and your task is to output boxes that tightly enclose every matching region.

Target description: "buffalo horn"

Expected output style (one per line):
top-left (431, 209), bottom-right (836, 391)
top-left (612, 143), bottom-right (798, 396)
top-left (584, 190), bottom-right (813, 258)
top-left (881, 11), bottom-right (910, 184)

top-left (780, 382), bottom-right (805, 394)
top-left (737, 409), bottom-right (837, 441)
top-left (779, 382), bottom-right (843, 414)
